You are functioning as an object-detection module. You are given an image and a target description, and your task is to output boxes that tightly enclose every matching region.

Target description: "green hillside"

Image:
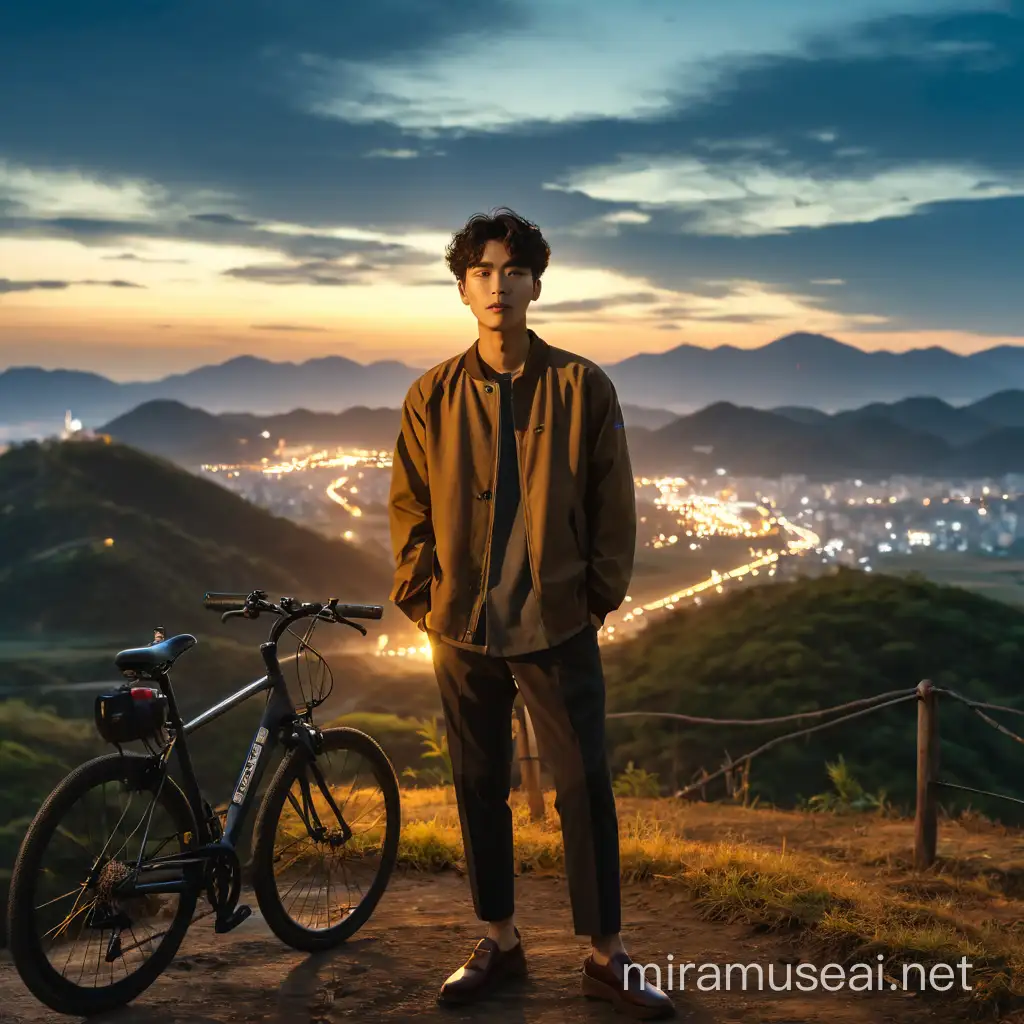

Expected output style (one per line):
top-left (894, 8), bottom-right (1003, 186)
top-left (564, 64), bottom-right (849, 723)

top-left (0, 437), bottom-right (394, 636)
top-left (603, 567), bottom-right (1024, 820)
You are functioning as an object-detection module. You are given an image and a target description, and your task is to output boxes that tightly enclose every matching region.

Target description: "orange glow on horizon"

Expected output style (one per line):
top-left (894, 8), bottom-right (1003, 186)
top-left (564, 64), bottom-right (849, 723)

top-left (1, 306), bottom-right (1019, 380)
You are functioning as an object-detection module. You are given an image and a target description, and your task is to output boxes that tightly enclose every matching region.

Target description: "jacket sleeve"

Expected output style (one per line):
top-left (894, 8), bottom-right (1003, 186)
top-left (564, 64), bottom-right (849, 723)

top-left (584, 368), bottom-right (636, 624)
top-left (387, 379), bottom-right (434, 628)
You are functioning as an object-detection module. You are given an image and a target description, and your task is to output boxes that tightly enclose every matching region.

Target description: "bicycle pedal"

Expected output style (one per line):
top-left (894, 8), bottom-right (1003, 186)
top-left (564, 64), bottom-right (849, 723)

top-left (214, 904), bottom-right (252, 934)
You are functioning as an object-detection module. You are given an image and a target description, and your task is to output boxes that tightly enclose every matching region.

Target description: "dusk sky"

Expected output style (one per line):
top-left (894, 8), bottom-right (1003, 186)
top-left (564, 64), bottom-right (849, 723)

top-left (1, 0), bottom-right (1022, 380)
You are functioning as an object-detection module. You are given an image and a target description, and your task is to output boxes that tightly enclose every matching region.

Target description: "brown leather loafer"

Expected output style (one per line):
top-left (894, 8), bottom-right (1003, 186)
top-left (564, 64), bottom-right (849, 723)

top-left (437, 927), bottom-right (527, 1005)
top-left (581, 951), bottom-right (675, 1019)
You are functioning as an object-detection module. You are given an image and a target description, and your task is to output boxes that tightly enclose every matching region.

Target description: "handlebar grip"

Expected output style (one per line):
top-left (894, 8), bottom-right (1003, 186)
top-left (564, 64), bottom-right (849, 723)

top-left (333, 603), bottom-right (384, 620)
top-left (203, 592), bottom-right (249, 612)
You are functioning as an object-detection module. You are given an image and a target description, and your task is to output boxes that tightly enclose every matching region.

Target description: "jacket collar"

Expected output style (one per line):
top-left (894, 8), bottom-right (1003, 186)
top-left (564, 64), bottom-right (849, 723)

top-left (463, 329), bottom-right (548, 387)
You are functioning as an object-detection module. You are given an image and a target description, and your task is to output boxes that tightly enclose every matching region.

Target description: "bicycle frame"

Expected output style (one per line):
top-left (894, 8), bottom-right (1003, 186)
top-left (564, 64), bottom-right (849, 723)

top-left (122, 612), bottom-right (334, 896)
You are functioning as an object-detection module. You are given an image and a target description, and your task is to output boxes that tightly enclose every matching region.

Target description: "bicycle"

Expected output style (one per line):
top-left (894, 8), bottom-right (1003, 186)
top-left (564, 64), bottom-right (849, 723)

top-left (6, 589), bottom-right (401, 1017)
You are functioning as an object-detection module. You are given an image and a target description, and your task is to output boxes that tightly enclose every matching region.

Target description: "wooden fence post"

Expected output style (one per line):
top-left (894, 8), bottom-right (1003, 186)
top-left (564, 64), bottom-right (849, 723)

top-left (914, 679), bottom-right (939, 870)
top-left (514, 701), bottom-right (545, 822)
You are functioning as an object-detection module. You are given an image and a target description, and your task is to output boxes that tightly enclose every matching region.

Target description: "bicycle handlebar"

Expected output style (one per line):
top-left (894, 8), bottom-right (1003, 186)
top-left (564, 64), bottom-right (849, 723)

top-left (203, 592), bottom-right (249, 612)
top-left (201, 590), bottom-right (384, 624)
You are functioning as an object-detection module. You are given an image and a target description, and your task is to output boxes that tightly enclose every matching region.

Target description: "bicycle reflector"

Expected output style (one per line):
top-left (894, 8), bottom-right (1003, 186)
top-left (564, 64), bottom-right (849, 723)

top-left (94, 684), bottom-right (169, 745)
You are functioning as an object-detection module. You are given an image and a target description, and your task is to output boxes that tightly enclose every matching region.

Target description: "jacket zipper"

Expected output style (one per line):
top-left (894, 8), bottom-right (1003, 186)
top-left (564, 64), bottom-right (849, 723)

top-left (466, 383), bottom-right (501, 641)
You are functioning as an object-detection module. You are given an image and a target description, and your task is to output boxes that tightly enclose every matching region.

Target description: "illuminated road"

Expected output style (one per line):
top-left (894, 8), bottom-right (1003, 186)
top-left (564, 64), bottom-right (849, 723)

top-left (326, 475), bottom-right (363, 519)
top-left (373, 494), bottom-right (821, 661)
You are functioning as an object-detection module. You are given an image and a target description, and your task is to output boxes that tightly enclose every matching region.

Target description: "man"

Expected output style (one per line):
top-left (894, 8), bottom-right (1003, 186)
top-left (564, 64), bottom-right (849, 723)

top-left (388, 208), bottom-right (674, 1019)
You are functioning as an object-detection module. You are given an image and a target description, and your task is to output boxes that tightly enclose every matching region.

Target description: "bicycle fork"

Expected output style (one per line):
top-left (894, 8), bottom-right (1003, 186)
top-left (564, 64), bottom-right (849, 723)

top-left (287, 759), bottom-right (353, 846)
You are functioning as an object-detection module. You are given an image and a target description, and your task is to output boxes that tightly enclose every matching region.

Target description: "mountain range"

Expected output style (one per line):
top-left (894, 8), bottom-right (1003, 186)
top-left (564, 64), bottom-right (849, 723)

top-left (9, 333), bottom-right (1024, 428)
top-left (90, 389), bottom-right (1024, 481)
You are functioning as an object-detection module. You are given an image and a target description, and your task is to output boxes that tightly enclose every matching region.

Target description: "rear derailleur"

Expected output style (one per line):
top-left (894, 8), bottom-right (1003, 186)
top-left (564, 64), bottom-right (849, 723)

top-left (86, 900), bottom-right (136, 963)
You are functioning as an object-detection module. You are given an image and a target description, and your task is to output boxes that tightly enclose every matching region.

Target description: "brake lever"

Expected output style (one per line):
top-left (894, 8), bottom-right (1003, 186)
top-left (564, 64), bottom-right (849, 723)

top-left (335, 615), bottom-right (367, 636)
top-left (220, 609), bottom-right (248, 623)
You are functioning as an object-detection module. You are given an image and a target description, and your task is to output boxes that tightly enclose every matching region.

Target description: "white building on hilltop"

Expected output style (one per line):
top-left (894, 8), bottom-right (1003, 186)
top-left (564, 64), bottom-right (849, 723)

top-left (61, 411), bottom-right (97, 441)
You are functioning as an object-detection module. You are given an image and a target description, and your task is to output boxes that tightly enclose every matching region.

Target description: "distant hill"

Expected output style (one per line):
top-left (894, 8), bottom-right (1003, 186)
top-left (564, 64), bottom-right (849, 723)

top-left (220, 407), bottom-right (402, 449)
top-left (101, 400), bottom-right (278, 464)
top-left (828, 396), bottom-right (994, 446)
top-left (100, 401), bottom-right (401, 464)
top-left (628, 391), bottom-right (1024, 480)
top-left (8, 333), bottom-right (1024, 428)
top-left (0, 438), bottom-right (395, 635)
top-left (769, 405), bottom-right (831, 425)
top-left (645, 402), bottom-right (844, 477)
top-left (967, 390), bottom-right (1024, 429)
top-left (630, 402), bottom-right (953, 479)
top-left (620, 404), bottom-right (677, 430)
top-left (943, 427), bottom-right (1024, 477)
top-left (602, 567), bottom-right (1024, 820)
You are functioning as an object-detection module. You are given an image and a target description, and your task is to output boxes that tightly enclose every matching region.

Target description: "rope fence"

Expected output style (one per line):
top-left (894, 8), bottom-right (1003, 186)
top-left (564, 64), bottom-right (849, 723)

top-left (596, 679), bottom-right (1024, 870)
top-left (604, 687), bottom-right (918, 728)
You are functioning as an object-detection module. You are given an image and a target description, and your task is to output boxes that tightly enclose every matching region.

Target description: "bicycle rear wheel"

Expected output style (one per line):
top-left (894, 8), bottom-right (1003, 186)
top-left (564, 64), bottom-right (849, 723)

top-left (251, 726), bottom-right (400, 951)
top-left (6, 752), bottom-right (199, 1016)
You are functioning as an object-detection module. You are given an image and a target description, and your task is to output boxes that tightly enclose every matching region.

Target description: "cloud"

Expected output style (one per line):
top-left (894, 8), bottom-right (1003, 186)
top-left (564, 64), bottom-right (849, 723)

top-left (80, 279), bottom-right (144, 288)
top-left (545, 158), bottom-right (1024, 236)
top-left (224, 260), bottom-right (368, 286)
top-left (250, 323), bottom-right (330, 331)
top-left (0, 277), bottom-right (144, 294)
top-left (0, 159), bottom-right (166, 219)
top-left (223, 251), bottom-right (432, 285)
top-left (190, 212), bottom-right (258, 226)
top-left (101, 251), bottom-right (189, 264)
top-left (0, 279), bottom-right (69, 294)
top-left (601, 210), bottom-right (651, 225)
top-left (537, 291), bottom-right (660, 314)
top-left (364, 149), bottom-right (419, 159)
top-left (0, 192), bottom-right (447, 278)
top-left (681, 312), bottom-right (789, 324)
top-left (300, 0), bottom-right (993, 132)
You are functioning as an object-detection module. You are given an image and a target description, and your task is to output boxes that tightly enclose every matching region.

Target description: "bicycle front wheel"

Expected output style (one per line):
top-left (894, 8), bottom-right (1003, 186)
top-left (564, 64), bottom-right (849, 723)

top-left (251, 726), bottom-right (400, 951)
top-left (6, 752), bottom-right (199, 1016)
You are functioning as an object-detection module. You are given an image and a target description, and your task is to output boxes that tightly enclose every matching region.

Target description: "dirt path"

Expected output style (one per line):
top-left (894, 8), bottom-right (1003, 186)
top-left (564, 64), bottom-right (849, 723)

top-left (0, 871), bottom-right (958, 1024)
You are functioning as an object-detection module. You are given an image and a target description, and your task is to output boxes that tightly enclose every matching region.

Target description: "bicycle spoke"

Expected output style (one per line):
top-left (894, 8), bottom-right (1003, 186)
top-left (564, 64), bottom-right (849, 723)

top-left (23, 761), bottom-right (192, 994)
top-left (266, 741), bottom-right (392, 936)
top-left (35, 884), bottom-right (87, 913)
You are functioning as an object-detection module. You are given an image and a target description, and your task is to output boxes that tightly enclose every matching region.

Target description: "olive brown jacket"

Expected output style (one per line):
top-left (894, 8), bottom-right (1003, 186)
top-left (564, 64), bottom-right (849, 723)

top-left (387, 331), bottom-right (636, 648)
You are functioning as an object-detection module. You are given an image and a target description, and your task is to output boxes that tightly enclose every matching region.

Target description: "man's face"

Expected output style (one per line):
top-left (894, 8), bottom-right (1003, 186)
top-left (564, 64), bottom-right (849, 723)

top-left (457, 239), bottom-right (541, 331)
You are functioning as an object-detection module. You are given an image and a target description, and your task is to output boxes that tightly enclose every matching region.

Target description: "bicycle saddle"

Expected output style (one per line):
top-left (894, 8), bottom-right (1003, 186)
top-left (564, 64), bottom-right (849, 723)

top-left (114, 634), bottom-right (198, 680)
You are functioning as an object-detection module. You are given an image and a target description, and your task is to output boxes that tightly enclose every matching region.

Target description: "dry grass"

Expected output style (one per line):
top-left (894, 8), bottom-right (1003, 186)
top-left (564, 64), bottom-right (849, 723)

top-left (395, 786), bottom-right (1024, 1015)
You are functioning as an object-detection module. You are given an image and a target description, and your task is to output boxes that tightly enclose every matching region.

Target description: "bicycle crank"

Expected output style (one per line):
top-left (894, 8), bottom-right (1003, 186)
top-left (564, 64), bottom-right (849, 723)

top-left (204, 846), bottom-right (251, 933)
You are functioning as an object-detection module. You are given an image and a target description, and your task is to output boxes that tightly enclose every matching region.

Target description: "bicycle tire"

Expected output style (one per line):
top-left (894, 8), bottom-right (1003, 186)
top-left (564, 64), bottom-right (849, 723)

top-left (7, 752), bottom-right (199, 1017)
top-left (251, 726), bottom-right (401, 952)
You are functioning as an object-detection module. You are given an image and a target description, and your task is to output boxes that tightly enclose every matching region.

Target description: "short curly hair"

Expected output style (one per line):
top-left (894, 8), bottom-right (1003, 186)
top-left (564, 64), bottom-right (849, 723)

top-left (444, 207), bottom-right (551, 282)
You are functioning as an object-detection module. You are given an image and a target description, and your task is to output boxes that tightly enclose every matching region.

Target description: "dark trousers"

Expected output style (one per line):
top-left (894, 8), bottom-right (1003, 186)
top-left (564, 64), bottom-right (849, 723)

top-left (428, 624), bottom-right (621, 937)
